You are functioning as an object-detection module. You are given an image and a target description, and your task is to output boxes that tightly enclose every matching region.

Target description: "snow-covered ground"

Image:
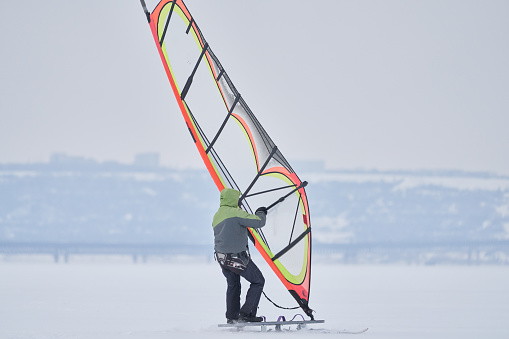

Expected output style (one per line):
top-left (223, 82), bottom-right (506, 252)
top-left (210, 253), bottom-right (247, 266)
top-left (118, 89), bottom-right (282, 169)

top-left (1, 259), bottom-right (508, 338)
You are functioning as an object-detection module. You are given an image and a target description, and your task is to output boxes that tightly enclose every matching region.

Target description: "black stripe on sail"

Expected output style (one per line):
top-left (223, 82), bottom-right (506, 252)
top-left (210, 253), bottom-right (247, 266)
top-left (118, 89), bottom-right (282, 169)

top-left (245, 184), bottom-right (297, 198)
top-left (271, 227), bottom-right (311, 262)
top-left (159, 0), bottom-right (177, 46)
top-left (216, 69), bottom-right (224, 81)
top-left (187, 103), bottom-right (241, 193)
top-left (267, 181), bottom-right (308, 211)
top-left (186, 17), bottom-right (194, 34)
top-left (253, 228), bottom-right (271, 252)
top-left (205, 92), bottom-right (241, 154)
top-left (186, 122), bottom-right (196, 143)
top-left (288, 197), bottom-right (302, 246)
top-left (238, 145), bottom-right (278, 205)
top-left (180, 42), bottom-right (209, 100)
top-left (140, 0), bottom-right (151, 23)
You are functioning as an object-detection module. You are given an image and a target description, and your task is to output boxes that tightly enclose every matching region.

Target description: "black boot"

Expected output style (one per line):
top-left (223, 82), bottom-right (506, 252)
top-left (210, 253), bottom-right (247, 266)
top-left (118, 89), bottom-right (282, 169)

top-left (239, 312), bottom-right (263, 322)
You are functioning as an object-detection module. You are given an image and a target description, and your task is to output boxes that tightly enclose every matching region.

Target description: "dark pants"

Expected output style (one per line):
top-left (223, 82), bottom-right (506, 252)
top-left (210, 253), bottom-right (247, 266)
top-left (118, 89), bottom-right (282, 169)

top-left (221, 259), bottom-right (265, 320)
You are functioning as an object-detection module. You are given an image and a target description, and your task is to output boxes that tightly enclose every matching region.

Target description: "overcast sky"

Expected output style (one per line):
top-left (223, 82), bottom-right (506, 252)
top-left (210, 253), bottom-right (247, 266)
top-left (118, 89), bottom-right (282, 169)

top-left (1, 0), bottom-right (508, 174)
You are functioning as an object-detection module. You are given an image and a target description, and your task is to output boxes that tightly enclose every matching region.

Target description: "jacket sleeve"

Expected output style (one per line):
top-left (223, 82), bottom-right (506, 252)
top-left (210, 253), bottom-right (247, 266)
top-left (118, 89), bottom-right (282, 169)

top-left (238, 209), bottom-right (266, 229)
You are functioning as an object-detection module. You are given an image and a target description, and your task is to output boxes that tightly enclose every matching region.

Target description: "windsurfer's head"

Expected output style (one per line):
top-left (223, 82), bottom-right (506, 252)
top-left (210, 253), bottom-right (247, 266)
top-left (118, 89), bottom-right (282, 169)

top-left (220, 188), bottom-right (241, 208)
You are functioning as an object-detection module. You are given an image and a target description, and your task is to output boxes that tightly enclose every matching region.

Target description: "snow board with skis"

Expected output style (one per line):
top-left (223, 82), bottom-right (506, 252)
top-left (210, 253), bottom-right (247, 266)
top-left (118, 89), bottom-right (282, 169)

top-left (218, 318), bottom-right (324, 332)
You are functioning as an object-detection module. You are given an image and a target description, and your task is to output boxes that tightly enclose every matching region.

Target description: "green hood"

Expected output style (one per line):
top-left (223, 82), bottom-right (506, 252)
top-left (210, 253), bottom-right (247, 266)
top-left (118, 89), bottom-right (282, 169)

top-left (213, 188), bottom-right (262, 228)
top-left (213, 188), bottom-right (261, 228)
top-left (220, 188), bottom-right (241, 208)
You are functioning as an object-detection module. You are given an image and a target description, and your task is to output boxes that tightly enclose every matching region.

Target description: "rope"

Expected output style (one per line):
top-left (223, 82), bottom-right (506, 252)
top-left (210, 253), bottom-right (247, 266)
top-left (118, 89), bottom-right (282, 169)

top-left (262, 291), bottom-right (299, 310)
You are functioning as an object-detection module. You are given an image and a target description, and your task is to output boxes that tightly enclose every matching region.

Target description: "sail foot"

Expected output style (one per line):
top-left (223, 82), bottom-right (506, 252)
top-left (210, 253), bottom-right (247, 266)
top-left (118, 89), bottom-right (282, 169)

top-left (289, 290), bottom-right (314, 320)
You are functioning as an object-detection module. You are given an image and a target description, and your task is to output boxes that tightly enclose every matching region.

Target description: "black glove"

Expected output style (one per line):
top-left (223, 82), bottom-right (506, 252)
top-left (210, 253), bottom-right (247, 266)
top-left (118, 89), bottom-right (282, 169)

top-left (255, 206), bottom-right (267, 215)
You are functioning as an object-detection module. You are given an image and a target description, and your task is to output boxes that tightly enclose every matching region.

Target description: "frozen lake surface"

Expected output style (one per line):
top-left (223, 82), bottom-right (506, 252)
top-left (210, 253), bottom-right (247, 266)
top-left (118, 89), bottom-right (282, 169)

top-left (1, 260), bottom-right (508, 338)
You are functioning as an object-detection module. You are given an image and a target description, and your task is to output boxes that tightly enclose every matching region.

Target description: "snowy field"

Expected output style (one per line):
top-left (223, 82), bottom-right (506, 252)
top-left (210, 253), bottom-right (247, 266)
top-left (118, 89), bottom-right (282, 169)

top-left (1, 258), bottom-right (508, 339)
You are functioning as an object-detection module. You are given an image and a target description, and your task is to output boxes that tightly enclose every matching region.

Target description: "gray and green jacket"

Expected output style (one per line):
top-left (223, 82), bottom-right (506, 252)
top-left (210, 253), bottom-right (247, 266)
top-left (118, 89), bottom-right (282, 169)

top-left (212, 188), bottom-right (266, 254)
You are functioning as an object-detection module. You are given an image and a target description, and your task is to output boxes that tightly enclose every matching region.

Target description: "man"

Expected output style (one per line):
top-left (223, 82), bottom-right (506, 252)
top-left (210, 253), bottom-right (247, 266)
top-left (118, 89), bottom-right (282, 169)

top-left (212, 188), bottom-right (267, 324)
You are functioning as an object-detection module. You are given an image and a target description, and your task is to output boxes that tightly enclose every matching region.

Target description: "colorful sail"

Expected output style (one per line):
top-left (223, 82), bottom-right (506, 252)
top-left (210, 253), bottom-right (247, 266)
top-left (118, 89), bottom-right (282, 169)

top-left (140, 0), bottom-right (314, 319)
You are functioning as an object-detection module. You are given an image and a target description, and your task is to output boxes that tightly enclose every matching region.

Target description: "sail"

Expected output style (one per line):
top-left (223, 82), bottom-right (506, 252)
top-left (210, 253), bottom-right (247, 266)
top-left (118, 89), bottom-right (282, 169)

top-left (140, 0), bottom-right (314, 319)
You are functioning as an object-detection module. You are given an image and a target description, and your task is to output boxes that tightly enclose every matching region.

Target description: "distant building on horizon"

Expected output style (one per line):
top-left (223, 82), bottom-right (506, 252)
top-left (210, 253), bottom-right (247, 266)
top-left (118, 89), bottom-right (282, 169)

top-left (50, 153), bottom-right (97, 166)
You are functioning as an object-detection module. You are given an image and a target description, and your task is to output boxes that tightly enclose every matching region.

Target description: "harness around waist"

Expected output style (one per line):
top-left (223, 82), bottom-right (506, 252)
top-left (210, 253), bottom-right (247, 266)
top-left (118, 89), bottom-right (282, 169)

top-left (215, 250), bottom-right (250, 269)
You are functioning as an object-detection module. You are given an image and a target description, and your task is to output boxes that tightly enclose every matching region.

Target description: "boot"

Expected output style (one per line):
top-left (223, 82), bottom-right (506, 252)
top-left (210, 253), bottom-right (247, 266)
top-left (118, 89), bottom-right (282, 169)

top-left (239, 312), bottom-right (263, 322)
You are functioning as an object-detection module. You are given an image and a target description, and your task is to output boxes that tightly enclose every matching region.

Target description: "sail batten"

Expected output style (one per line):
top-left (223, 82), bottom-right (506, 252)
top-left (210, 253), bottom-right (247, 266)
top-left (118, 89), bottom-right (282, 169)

top-left (159, 0), bottom-right (176, 45)
top-left (140, 0), bottom-right (314, 319)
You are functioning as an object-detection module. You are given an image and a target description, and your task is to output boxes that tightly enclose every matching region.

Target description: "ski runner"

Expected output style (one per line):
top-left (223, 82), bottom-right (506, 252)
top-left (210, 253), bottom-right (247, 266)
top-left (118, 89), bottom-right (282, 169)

top-left (213, 188), bottom-right (267, 323)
